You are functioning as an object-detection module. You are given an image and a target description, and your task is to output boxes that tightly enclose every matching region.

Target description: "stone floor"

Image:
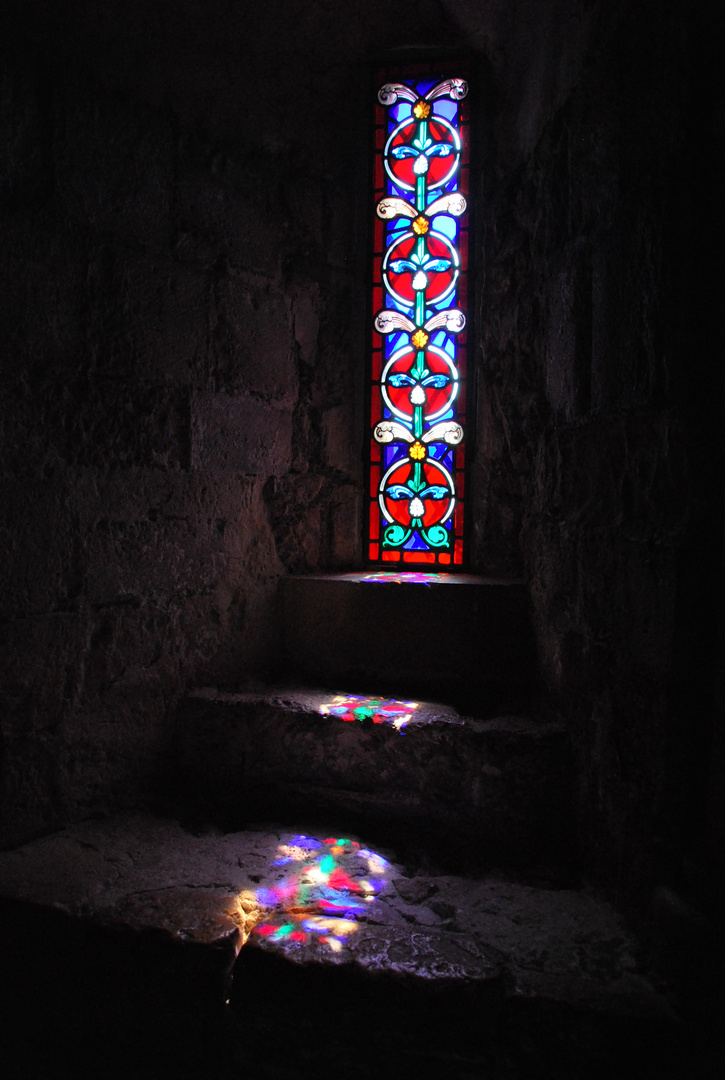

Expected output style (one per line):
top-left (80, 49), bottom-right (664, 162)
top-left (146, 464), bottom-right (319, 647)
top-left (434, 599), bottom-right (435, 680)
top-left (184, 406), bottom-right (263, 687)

top-left (0, 812), bottom-right (684, 1079)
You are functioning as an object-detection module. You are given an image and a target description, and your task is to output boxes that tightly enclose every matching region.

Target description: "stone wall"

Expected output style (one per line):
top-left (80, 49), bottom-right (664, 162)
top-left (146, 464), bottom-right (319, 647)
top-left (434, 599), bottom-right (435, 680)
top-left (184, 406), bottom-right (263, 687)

top-left (0, 0), bottom-right (376, 840)
top-left (474, 2), bottom-right (724, 909)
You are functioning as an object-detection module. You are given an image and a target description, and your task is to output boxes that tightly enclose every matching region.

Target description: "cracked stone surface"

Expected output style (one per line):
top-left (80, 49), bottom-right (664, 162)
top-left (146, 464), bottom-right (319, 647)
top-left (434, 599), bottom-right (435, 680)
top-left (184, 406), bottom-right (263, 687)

top-left (0, 813), bottom-right (669, 1018)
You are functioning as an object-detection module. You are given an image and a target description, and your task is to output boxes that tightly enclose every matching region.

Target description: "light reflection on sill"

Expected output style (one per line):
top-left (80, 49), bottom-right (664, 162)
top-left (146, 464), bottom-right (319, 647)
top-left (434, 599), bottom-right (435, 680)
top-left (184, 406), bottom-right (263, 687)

top-left (319, 693), bottom-right (418, 732)
top-left (359, 571), bottom-right (455, 585)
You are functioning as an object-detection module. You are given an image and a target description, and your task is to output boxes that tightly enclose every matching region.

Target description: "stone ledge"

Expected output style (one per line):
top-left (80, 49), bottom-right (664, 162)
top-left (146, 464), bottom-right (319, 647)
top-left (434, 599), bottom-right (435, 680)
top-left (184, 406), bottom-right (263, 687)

top-left (170, 687), bottom-right (573, 873)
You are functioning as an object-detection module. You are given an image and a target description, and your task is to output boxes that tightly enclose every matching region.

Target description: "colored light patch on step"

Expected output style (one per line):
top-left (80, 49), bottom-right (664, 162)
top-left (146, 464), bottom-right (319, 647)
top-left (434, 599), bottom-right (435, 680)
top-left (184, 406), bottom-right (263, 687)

top-left (271, 840), bottom-right (324, 865)
top-left (359, 571), bottom-right (455, 584)
top-left (250, 835), bottom-right (391, 955)
top-left (319, 694), bottom-right (418, 731)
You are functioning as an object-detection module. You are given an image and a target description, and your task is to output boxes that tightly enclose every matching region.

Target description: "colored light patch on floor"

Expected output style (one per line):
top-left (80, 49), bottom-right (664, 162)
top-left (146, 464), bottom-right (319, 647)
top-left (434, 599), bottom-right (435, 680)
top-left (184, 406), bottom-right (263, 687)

top-left (359, 571), bottom-right (455, 585)
top-left (319, 694), bottom-right (418, 731)
top-left (249, 835), bottom-right (391, 955)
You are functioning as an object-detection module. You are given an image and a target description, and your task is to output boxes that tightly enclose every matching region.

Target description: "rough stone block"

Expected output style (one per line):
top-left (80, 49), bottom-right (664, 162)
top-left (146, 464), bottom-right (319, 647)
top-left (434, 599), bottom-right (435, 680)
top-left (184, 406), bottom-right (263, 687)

top-left (191, 392), bottom-right (292, 476)
top-left (87, 252), bottom-right (209, 386)
top-left (54, 92), bottom-right (173, 250)
top-left (280, 573), bottom-right (537, 706)
top-left (213, 281), bottom-right (297, 401)
top-left (174, 166), bottom-right (281, 276)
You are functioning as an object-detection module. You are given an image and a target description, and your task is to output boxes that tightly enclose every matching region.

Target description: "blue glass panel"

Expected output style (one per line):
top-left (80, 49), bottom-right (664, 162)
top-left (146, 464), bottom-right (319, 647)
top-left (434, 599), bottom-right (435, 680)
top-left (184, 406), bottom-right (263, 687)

top-left (427, 293), bottom-right (456, 316)
top-left (431, 215), bottom-right (458, 241)
top-left (404, 531), bottom-right (430, 550)
top-left (383, 444), bottom-right (409, 469)
top-left (434, 100), bottom-right (457, 121)
top-left (389, 183), bottom-right (410, 201)
top-left (393, 103), bottom-right (413, 121)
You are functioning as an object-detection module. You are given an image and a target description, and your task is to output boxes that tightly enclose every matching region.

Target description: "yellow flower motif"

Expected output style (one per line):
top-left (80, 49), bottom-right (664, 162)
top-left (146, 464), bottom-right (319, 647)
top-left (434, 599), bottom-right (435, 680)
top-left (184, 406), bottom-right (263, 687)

top-left (412, 215), bottom-right (429, 235)
top-left (409, 441), bottom-right (426, 461)
top-left (412, 329), bottom-right (429, 350)
top-left (413, 100), bottom-right (431, 120)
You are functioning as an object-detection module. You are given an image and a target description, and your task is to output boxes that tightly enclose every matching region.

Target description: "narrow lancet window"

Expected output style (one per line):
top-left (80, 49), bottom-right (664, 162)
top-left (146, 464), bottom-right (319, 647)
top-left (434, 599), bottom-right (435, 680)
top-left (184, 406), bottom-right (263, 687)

top-left (368, 68), bottom-right (469, 567)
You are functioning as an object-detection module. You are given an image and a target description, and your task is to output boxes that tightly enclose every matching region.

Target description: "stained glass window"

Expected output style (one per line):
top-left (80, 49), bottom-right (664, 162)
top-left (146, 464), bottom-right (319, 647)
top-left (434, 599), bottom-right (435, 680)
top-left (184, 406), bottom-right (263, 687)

top-left (368, 67), bottom-right (470, 568)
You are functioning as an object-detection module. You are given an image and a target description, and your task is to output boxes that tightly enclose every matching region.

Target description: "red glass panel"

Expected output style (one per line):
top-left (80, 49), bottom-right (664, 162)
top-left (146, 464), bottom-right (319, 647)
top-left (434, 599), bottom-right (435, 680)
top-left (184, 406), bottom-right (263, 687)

top-left (374, 217), bottom-right (384, 254)
top-left (382, 550), bottom-right (400, 562)
top-left (455, 501), bottom-right (464, 534)
top-left (454, 540), bottom-right (464, 564)
top-left (369, 510), bottom-right (379, 538)
top-left (439, 552), bottom-right (451, 565)
top-left (459, 230), bottom-right (468, 271)
top-left (404, 550), bottom-right (435, 564)
top-left (369, 542), bottom-right (379, 561)
top-left (370, 464), bottom-right (379, 498)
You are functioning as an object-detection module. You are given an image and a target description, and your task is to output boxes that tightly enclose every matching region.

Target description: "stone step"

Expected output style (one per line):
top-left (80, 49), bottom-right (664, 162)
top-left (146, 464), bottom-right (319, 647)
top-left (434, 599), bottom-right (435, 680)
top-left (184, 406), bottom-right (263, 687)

top-left (0, 814), bottom-right (680, 1080)
top-left (169, 686), bottom-right (574, 875)
top-left (279, 573), bottom-right (537, 709)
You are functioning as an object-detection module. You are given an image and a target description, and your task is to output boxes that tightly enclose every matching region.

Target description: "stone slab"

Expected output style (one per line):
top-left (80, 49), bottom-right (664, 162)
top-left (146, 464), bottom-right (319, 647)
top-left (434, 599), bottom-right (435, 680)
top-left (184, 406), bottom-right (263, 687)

top-left (169, 687), bottom-right (574, 872)
top-left (0, 813), bottom-right (660, 992)
top-left (0, 814), bottom-right (677, 1079)
top-left (279, 573), bottom-right (537, 706)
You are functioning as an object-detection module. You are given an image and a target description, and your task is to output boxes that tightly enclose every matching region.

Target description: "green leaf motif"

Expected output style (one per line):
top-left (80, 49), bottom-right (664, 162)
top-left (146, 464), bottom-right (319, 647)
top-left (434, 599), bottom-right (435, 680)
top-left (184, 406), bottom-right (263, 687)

top-left (424, 525), bottom-right (449, 547)
top-left (384, 524), bottom-right (410, 547)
